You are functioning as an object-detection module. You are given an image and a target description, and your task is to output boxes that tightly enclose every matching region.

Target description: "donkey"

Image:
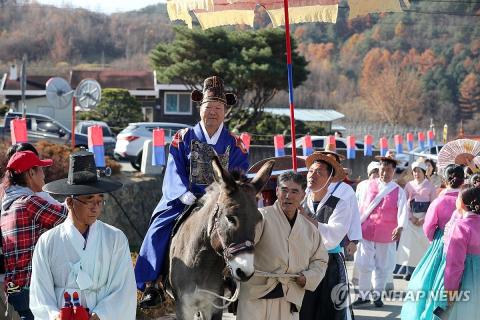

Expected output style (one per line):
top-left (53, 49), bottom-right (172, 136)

top-left (168, 156), bottom-right (274, 320)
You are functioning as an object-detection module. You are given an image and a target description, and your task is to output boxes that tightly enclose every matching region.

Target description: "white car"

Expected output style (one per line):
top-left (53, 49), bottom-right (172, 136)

top-left (114, 122), bottom-right (192, 170)
top-left (407, 145), bottom-right (443, 163)
top-left (393, 152), bottom-right (410, 172)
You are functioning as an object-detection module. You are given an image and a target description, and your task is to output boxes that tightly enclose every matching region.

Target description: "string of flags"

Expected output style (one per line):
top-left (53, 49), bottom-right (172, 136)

top-left (379, 137), bottom-right (389, 157)
top-left (87, 125), bottom-right (105, 168)
top-left (346, 136), bottom-right (355, 159)
top-left (418, 131), bottom-right (426, 149)
top-left (10, 118), bottom-right (28, 144)
top-left (240, 132), bottom-right (251, 152)
top-left (427, 130), bottom-right (435, 148)
top-left (364, 135), bottom-right (373, 156)
top-left (152, 128), bottom-right (166, 166)
top-left (274, 135), bottom-right (285, 157)
top-left (6, 118), bottom-right (444, 168)
top-left (407, 133), bottom-right (414, 151)
top-left (269, 131), bottom-right (439, 160)
top-left (303, 135), bottom-right (313, 156)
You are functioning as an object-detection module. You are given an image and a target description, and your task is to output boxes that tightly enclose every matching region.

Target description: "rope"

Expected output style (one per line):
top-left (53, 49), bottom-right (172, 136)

top-left (254, 270), bottom-right (300, 278)
top-left (195, 279), bottom-right (241, 310)
top-left (110, 193), bottom-right (144, 240)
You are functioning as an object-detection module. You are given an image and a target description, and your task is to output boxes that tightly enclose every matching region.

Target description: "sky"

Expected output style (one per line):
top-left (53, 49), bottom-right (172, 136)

top-left (36, 0), bottom-right (164, 14)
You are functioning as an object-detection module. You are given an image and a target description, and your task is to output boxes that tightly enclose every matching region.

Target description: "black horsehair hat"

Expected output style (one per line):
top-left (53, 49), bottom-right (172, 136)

top-left (43, 150), bottom-right (122, 196)
top-left (191, 76), bottom-right (237, 106)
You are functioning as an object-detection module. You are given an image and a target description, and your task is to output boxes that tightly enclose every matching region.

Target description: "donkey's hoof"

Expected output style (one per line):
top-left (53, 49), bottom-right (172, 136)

top-left (139, 286), bottom-right (164, 309)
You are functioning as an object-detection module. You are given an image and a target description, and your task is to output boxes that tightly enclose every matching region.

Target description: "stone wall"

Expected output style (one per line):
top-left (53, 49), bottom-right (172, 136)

top-left (101, 173), bottom-right (163, 249)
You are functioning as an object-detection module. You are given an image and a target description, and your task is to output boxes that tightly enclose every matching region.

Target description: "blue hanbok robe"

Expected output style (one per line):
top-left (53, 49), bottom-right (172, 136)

top-left (134, 123), bottom-right (249, 290)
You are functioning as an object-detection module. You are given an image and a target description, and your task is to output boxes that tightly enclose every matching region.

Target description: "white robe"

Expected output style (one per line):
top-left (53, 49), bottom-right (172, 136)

top-left (329, 182), bottom-right (362, 242)
top-left (304, 186), bottom-right (356, 251)
top-left (29, 218), bottom-right (137, 320)
top-left (355, 179), bottom-right (369, 208)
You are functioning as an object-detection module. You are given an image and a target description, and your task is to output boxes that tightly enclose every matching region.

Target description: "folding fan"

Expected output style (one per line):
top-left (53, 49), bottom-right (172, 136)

top-left (438, 139), bottom-right (480, 171)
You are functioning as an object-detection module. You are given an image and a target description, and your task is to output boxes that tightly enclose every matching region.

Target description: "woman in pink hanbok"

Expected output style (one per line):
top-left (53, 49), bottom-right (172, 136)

top-left (443, 186), bottom-right (480, 319)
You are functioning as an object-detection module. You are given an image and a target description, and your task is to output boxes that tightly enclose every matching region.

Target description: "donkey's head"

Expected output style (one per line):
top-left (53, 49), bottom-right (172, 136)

top-left (207, 156), bottom-right (274, 282)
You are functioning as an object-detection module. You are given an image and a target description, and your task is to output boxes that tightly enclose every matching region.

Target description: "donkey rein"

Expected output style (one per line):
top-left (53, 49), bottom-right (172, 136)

top-left (195, 279), bottom-right (241, 310)
top-left (254, 270), bottom-right (300, 278)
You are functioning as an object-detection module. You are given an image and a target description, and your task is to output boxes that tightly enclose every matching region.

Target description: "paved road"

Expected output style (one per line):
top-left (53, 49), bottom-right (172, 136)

top-left (119, 159), bottom-right (138, 172)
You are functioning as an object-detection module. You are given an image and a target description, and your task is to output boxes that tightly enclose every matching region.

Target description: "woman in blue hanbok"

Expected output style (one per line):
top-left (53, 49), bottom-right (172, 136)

top-left (400, 165), bottom-right (464, 320)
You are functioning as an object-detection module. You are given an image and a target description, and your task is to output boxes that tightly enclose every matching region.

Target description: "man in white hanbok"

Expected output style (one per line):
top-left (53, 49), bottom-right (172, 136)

top-left (29, 151), bottom-right (137, 320)
top-left (300, 152), bottom-right (358, 320)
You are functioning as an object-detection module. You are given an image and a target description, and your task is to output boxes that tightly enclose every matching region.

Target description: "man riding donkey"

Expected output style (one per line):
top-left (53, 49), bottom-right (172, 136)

top-left (135, 76), bottom-right (249, 308)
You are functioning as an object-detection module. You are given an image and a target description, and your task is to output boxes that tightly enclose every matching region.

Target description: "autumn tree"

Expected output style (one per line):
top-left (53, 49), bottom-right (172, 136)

top-left (51, 31), bottom-right (69, 62)
top-left (459, 73), bottom-right (480, 121)
top-left (359, 48), bottom-right (424, 125)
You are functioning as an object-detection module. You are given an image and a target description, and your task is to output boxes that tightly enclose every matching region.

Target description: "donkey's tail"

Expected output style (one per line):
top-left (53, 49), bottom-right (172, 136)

top-left (195, 279), bottom-right (240, 310)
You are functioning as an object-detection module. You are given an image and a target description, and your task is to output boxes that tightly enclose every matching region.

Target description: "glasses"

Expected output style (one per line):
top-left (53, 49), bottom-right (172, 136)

top-left (73, 197), bottom-right (106, 207)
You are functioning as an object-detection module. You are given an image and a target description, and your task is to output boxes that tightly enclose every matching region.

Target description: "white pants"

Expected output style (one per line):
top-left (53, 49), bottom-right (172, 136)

top-left (356, 240), bottom-right (396, 297)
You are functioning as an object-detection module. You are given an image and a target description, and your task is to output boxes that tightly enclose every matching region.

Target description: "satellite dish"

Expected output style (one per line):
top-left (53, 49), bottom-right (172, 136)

top-left (46, 77), bottom-right (74, 109)
top-left (75, 79), bottom-right (102, 110)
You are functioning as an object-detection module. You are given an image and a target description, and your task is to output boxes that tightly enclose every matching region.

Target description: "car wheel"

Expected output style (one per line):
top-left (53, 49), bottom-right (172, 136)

top-left (130, 151), bottom-right (142, 171)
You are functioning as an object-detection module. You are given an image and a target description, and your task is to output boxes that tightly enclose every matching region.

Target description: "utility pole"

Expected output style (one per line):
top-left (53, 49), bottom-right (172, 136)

top-left (21, 54), bottom-right (27, 118)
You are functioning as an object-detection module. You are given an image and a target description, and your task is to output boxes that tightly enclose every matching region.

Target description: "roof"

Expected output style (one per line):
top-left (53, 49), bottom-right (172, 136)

top-left (332, 124), bottom-right (346, 131)
top-left (263, 108), bottom-right (345, 122)
top-left (70, 70), bottom-right (154, 90)
top-left (1, 70), bottom-right (158, 98)
top-left (2, 74), bottom-right (55, 91)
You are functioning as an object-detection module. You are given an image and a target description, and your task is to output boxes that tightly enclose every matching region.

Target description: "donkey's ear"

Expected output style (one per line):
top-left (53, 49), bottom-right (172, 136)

top-left (251, 160), bottom-right (275, 194)
top-left (212, 156), bottom-right (237, 192)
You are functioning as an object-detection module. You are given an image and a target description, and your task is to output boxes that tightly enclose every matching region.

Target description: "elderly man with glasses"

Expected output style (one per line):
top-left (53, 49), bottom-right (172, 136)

top-left (29, 151), bottom-right (137, 320)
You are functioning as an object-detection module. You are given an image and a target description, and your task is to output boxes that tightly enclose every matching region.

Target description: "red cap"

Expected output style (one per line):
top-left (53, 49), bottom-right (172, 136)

top-left (6, 151), bottom-right (53, 174)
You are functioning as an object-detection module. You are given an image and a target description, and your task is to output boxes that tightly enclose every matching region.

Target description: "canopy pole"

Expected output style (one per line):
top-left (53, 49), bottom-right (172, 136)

top-left (283, 0), bottom-right (297, 171)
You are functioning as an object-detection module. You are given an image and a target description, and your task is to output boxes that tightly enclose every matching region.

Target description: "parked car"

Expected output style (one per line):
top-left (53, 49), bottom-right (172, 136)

top-left (75, 120), bottom-right (116, 156)
top-left (393, 152), bottom-right (410, 173)
top-left (408, 144), bottom-right (443, 163)
top-left (0, 112), bottom-right (102, 151)
top-left (409, 145), bottom-right (443, 156)
top-left (114, 122), bottom-right (192, 171)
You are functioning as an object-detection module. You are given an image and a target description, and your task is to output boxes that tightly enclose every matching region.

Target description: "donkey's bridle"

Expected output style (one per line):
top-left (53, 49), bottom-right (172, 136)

top-left (211, 203), bottom-right (254, 262)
